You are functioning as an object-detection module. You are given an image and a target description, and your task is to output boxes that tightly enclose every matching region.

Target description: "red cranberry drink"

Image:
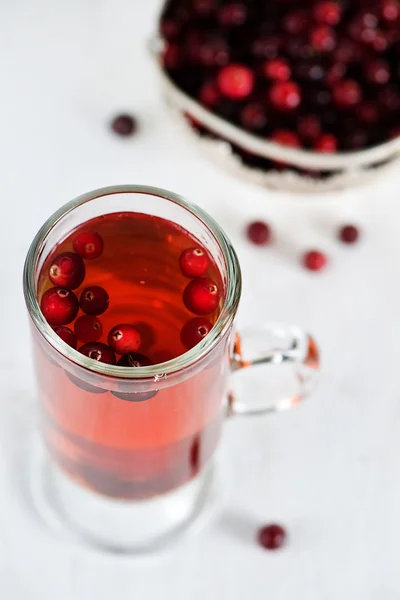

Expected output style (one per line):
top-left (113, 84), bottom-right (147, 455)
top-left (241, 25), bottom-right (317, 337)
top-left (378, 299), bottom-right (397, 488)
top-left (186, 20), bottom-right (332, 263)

top-left (36, 210), bottom-right (225, 500)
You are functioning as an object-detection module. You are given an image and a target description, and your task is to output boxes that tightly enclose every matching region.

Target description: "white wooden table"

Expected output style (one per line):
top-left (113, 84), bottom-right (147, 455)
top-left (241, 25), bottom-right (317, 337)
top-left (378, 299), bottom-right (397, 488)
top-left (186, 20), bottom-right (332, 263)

top-left (1, 1), bottom-right (400, 598)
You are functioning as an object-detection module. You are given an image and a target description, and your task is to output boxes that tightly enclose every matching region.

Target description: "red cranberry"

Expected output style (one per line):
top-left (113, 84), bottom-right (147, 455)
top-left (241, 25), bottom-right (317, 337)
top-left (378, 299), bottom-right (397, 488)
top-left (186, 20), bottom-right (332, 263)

top-left (183, 277), bottom-right (220, 315)
top-left (218, 2), bottom-right (247, 27)
top-left (269, 81), bottom-right (301, 111)
top-left (382, 0), bottom-right (400, 22)
top-left (339, 225), bottom-right (359, 244)
top-left (114, 353), bottom-right (157, 402)
top-left (48, 252), bottom-right (85, 290)
top-left (108, 324), bottom-right (141, 355)
top-left (310, 25), bottom-right (336, 52)
top-left (257, 524), bottom-right (287, 550)
top-left (111, 115), bottom-right (136, 137)
top-left (74, 315), bottom-right (103, 343)
top-left (162, 43), bottom-right (181, 70)
top-left (325, 62), bottom-right (346, 86)
top-left (160, 18), bottom-right (180, 41)
top-left (79, 342), bottom-right (116, 365)
top-left (334, 38), bottom-right (361, 63)
top-left (379, 86), bottom-right (400, 111)
top-left (295, 60), bottom-right (325, 82)
top-left (199, 81), bottom-right (220, 108)
top-left (41, 288), bottom-right (79, 326)
top-left (372, 32), bottom-right (389, 52)
top-left (79, 286), bottom-right (109, 316)
top-left (270, 130), bottom-right (301, 148)
top-left (73, 231), bottom-right (104, 260)
top-left (199, 36), bottom-right (230, 67)
top-left (218, 64), bottom-right (254, 99)
top-left (365, 60), bottom-right (390, 85)
top-left (358, 102), bottom-right (379, 124)
top-left (286, 37), bottom-right (313, 60)
top-left (333, 79), bottom-right (362, 108)
top-left (179, 247), bottom-right (210, 278)
top-left (313, 1), bottom-right (341, 25)
top-left (117, 352), bottom-right (153, 367)
top-left (193, 0), bottom-right (216, 16)
top-left (180, 317), bottom-right (213, 350)
top-left (246, 221), bottom-right (271, 245)
top-left (263, 58), bottom-right (291, 81)
top-left (303, 250), bottom-right (327, 271)
top-left (240, 103), bottom-right (267, 131)
top-left (283, 10), bottom-right (308, 34)
top-left (297, 115), bottom-right (321, 141)
top-left (314, 133), bottom-right (338, 153)
top-left (53, 326), bottom-right (77, 349)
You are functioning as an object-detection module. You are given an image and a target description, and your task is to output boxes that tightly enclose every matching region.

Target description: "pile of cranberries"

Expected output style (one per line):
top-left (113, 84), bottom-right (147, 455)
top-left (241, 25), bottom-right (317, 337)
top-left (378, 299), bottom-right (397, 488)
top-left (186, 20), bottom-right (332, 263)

top-left (40, 233), bottom-right (220, 382)
top-left (160, 0), bottom-right (400, 176)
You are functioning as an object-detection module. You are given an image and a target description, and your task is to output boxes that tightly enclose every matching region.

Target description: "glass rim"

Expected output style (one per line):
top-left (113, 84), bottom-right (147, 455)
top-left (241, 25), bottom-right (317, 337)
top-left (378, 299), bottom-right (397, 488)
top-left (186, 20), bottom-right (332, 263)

top-left (23, 185), bottom-right (242, 379)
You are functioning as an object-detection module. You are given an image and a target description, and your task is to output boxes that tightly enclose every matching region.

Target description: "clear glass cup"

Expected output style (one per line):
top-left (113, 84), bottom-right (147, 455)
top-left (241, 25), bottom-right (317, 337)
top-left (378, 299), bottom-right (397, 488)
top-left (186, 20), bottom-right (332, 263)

top-left (23, 185), bottom-right (319, 553)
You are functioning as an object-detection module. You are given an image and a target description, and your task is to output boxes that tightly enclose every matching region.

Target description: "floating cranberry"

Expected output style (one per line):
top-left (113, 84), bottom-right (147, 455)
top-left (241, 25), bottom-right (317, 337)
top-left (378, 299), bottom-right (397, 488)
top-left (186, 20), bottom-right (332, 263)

top-left (314, 133), bottom-right (338, 153)
top-left (372, 32), bottom-right (389, 53)
top-left (246, 221), bottom-right (271, 246)
top-left (339, 225), bottom-right (359, 244)
top-left (263, 58), bottom-right (291, 81)
top-left (270, 130), bottom-right (300, 148)
top-left (181, 317), bottom-right (214, 350)
top-left (108, 324), bottom-right (141, 355)
top-left (115, 353), bottom-right (157, 401)
top-left (297, 114), bottom-right (321, 141)
top-left (54, 326), bottom-right (77, 349)
top-left (183, 277), bottom-right (220, 315)
top-left (382, 0), bottom-right (400, 22)
top-left (333, 79), bottom-right (362, 108)
top-left (111, 114), bottom-right (137, 137)
top-left (118, 352), bottom-right (152, 367)
top-left (41, 288), bottom-right (79, 326)
top-left (218, 2), bottom-right (247, 27)
top-left (79, 286), bottom-right (110, 315)
top-left (74, 315), bottom-right (103, 343)
top-left (79, 342), bottom-right (116, 365)
top-left (269, 81), bottom-right (301, 111)
top-left (310, 25), bottom-right (336, 52)
top-left (48, 252), bottom-right (85, 290)
top-left (240, 103), bottom-right (267, 131)
top-left (325, 62), bottom-right (346, 86)
top-left (303, 250), bottom-right (327, 271)
top-left (365, 60), bottom-right (391, 85)
top-left (313, 1), bottom-right (341, 26)
top-left (179, 247), bottom-right (210, 278)
top-left (73, 231), bottom-right (104, 260)
top-left (218, 64), bottom-right (254, 99)
top-left (257, 524), bottom-right (287, 550)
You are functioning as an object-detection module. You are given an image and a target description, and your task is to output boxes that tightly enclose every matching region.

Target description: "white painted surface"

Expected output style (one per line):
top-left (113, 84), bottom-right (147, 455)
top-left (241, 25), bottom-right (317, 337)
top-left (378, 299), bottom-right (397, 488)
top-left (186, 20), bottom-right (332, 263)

top-left (1, 1), bottom-right (400, 598)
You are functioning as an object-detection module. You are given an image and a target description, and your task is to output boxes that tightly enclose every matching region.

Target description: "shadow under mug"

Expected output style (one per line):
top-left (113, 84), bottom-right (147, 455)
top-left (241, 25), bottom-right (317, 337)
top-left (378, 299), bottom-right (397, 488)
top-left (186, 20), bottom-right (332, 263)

top-left (23, 185), bottom-right (319, 553)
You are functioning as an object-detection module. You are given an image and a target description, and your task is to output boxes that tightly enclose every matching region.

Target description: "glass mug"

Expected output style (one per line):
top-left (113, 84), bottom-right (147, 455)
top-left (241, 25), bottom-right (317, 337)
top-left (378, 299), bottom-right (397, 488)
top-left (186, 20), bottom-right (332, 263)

top-left (23, 185), bottom-right (319, 552)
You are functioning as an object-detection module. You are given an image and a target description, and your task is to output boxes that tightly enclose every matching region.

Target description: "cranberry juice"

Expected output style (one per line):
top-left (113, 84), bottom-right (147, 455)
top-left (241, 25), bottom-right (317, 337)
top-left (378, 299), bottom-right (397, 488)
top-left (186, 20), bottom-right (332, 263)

top-left (34, 212), bottom-right (228, 499)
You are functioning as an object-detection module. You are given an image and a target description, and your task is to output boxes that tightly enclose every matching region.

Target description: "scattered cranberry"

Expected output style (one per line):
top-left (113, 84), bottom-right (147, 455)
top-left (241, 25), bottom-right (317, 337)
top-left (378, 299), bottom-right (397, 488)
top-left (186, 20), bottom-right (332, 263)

top-left (297, 114), bottom-right (321, 141)
top-left (108, 324), bottom-right (141, 355)
top-left (270, 130), bottom-right (300, 148)
top-left (41, 288), bottom-right (79, 326)
top-left (257, 524), bottom-right (287, 550)
top-left (179, 247), bottom-right (210, 278)
top-left (48, 252), bottom-right (85, 290)
top-left (218, 2), bottom-right (247, 27)
top-left (313, 1), bottom-right (341, 26)
top-left (269, 81), bottom-right (301, 111)
top-left (117, 352), bottom-right (153, 368)
top-left (339, 224), bottom-right (359, 244)
top-left (115, 353), bottom-right (157, 401)
top-left (365, 60), bottom-right (391, 85)
top-left (180, 317), bottom-right (213, 350)
top-left (217, 64), bottom-right (254, 99)
top-left (310, 25), bottom-right (337, 52)
top-left (333, 79), bottom-right (362, 108)
top-left (382, 0), bottom-right (400, 22)
top-left (199, 80), bottom-right (220, 108)
top-left (246, 221), bottom-right (271, 246)
top-left (372, 32), bottom-right (389, 53)
top-left (303, 250), bottom-right (327, 271)
top-left (263, 58), bottom-right (291, 81)
top-left (325, 62), bottom-right (346, 85)
top-left (79, 286), bottom-right (109, 316)
top-left (73, 231), bottom-right (104, 260)
top-left (183, 277), bottom-right (220, 315)
top-left (283, 10), bottom-right (308, 35)
top-left (111, 114), bottom-right (137, 137)
top-left (53, 326), bottom-right (77, 349)
top-left (199, 36), bottom-right (230, 67)
top-left (79, 342), bottom-right (116, 365)
top-left (74, 315), bottom-right (103, 343)
top-left (240, 103), bottom-right (267, 131)
top-left (314, 133), bottom-right (338, 152)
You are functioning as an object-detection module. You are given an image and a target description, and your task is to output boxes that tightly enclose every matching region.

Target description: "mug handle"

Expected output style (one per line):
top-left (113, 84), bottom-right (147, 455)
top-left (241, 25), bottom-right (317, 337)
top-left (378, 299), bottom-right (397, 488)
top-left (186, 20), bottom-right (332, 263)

top-left (228, 323), bottom-right (319, 417)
